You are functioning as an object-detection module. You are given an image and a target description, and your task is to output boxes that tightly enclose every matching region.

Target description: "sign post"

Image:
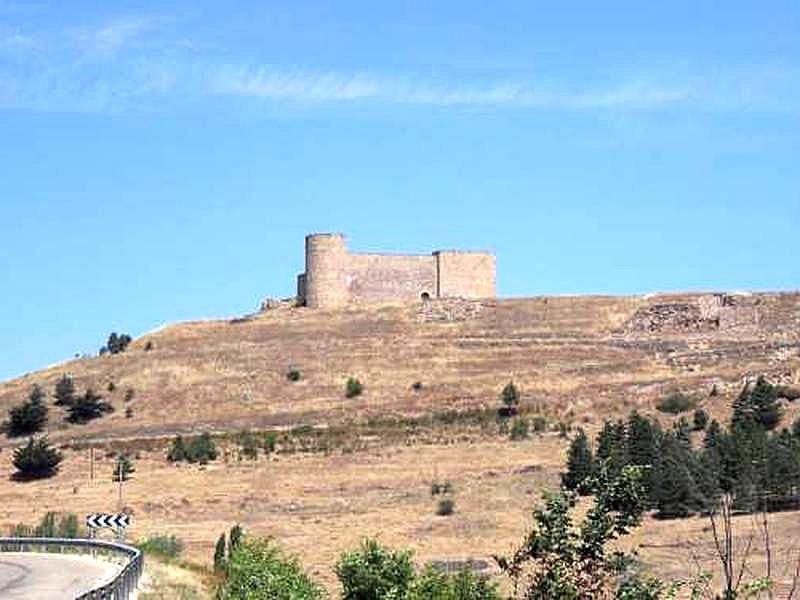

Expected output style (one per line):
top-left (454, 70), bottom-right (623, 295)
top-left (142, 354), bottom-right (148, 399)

top-left (86, 513), bottom-right (131, 543)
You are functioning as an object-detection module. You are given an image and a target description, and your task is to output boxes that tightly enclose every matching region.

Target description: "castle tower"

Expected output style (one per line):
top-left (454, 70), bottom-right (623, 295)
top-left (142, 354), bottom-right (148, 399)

top-left (304, 233), bottom-right (348, 309)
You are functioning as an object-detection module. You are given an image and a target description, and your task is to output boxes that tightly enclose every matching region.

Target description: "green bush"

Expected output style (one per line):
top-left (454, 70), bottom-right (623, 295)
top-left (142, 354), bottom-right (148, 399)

top-left (167, 433), bottom-right (218, 464)
top-left (57, 513), bottom-right (80, 538)
top-left (656, 392), bottom-right (697, 415)
top-left (436, 498), bottom-right (455, 516)
top-left (138, 534), bottom-right (184, 560)
top-left (263, 432), bottom-right (278, 454)
top-left (532, 416), bottom-right (548, 433)
top-left (408, 567), bottom-right (501, 600)
top-left (238, 430), bottom-right (259, 460)
top-left (345, 377), bottom-right (364, 398)
top-left (12, 437), bottom-right (62, 479)
top-left (430, 481), bottom-right (452, 496)
top-left (287, 368), bottom-right (301, 382)
top-left (188, 433), bottom-right (218, 464)
top-left (10, 512), bottom-right (82, 538)
top-left (411, 381), bottom-right (424, 392)
top-left (218, 537), bottom-right (324, 600)
top-left (510, 418), bottom-right (529, 440)
top-left (335, 538), bottom-right (415, 600)
top-left (7, 385), bottom-right (48, 436)
top-left (692, 408), bottom-right (709, 431)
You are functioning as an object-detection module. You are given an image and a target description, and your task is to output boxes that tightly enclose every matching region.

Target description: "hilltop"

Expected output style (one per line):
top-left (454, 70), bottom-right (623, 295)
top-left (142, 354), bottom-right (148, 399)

top-left (1, 292), bottom-right (799, 446)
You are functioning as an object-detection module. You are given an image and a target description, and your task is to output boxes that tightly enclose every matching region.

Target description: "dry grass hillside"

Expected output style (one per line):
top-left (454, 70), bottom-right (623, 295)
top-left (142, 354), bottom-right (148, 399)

top-left (1, 293), bottom-right (798, 446)
top-left (1, 292), bottom-right (799, 595)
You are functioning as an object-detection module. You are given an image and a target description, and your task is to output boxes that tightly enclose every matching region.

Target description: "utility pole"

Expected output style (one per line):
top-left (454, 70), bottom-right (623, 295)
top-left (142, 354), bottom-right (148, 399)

top-left (90, 447), bottom-right (95, 482)
top-left (117, 458), bottom-right (123, 510)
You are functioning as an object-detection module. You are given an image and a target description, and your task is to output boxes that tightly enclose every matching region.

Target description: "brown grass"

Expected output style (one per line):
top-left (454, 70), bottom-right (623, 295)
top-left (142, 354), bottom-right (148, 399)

top-left (1, 294), bottom-right (797, 447)
top-left (0, 293), bottom-right (799, 595)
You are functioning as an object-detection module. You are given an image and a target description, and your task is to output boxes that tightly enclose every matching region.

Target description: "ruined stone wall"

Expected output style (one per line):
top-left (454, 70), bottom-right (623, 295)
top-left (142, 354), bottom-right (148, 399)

top-left (620, 293), bottom-right (761, 335)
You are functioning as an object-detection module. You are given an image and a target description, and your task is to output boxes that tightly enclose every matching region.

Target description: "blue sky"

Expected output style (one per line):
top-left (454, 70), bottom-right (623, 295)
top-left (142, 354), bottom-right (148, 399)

top-left (1, 1), bottom-right (798, 380)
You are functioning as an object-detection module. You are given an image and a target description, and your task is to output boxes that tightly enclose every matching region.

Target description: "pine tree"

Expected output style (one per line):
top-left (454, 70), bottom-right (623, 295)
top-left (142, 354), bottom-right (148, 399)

top-left (596, 420), bottom-right (627, 482)
top-left (214, 533), bottom-right (228, 572)
top-left (54, 375), bottom-right (76, 406)
top-left (653, 433), bottom-right (703, 518)
top-left (694, 446), bottom-right (722, 509)
top-left (112, 453), bottom-right (135, 482)
top-left (703, 420), bottom-right (738, 494)
top-left (500, 381), bottom-right (520, 411)
top-left (67, 388), bottom-right (111, 424)
top-left (229, 524), bottom-right (243, 552)
top-left (749, 376), bottom-right (783, 430)
top-left (7, 385), bottom-right (48, 436)
top-left (730, 420), bottom-right (769, 511)
top-left (12, 437), bottom-right (62, 479)
top-left (562, 429), bottom-right (594, 493)
top-left (104, 332), bottom-right (133, 355)
top-left (764, 430), bottom-right (800, 510)
top-left (625, 411), bottom-right (661, 502)
top-left (732, 376), bottom-right (782, 431)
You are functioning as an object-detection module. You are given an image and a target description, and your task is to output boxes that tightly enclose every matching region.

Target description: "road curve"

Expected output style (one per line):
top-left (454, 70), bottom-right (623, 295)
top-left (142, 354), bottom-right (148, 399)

top-left (0, 552), bottom-right (117, 599)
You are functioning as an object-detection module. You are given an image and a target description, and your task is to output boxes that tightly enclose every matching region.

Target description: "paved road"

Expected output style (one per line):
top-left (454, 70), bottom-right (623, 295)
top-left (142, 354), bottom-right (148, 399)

top-left (0, 553), bottom-right (116, 599)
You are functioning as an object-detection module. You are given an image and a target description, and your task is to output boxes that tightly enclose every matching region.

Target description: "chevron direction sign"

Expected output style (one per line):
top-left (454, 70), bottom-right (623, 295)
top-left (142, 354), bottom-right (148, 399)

top-left (86, 513), bottom-right (131, 530)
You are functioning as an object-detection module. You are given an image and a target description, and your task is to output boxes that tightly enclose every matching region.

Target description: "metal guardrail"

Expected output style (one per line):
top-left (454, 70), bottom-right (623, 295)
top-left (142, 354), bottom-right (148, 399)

top-left (0, 537), bottom-right (143, 599)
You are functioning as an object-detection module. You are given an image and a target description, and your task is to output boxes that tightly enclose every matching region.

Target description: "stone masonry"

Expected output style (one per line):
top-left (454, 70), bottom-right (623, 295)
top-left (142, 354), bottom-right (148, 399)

top-left (297, 233), bottom-right (496, 308)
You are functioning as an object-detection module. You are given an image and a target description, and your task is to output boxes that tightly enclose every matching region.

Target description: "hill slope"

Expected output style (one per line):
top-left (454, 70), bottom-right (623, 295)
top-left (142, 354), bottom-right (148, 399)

top-left (2, 292), bottom-right (798, 445)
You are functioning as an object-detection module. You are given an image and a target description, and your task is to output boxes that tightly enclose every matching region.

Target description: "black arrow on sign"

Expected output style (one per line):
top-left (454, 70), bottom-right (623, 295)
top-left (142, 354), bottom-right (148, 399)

top-left (86, 513), bottom-right (131, 530)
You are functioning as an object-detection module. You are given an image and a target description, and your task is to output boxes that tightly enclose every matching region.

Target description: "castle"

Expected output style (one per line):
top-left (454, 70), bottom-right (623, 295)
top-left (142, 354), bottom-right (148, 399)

top-left (297, 233), bottom-right (496, 308)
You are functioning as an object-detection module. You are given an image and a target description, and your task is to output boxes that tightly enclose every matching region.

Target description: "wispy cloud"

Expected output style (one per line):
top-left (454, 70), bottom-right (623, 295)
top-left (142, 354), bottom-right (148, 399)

top-left (73, 15), bottom-right (161, 57)
top-left (0, 32), bottom-right (36, 50)
top-left (0, 14), bottom-right (797, 116)
top-left (209, 66), bottom-right (694, 110)
top-left (212, 67), bottom-right (380, 101)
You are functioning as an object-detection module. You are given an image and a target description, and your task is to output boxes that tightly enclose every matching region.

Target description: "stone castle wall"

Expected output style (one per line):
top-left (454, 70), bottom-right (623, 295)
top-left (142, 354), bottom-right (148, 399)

top-left (298, 233), bottom-right (495, 308)
top-left (347, 253), bottom-right (437, 304)
top-left (435, 251), bottom-right (496, 299)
